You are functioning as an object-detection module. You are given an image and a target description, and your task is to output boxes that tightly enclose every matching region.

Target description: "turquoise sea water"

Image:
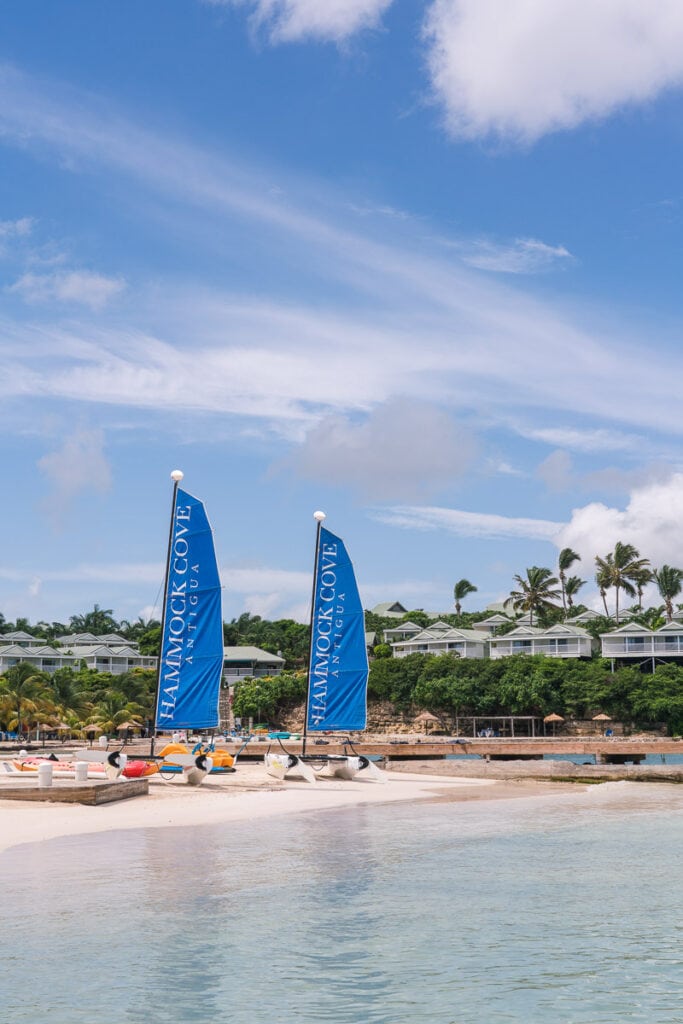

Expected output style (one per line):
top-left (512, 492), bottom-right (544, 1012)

top-left (448, 752), bottom-right (683, 765)
top-left (2, 783), bottom-right (683, 1023)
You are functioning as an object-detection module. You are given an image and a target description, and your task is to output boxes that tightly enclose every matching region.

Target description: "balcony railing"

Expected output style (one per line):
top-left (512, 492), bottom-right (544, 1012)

top-left (490, 640), bottom-right (591, 658)
top-left (601, 637), bottom-right (683, 657)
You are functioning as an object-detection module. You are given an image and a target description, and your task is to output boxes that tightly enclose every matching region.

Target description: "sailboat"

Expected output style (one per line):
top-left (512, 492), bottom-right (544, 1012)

top-left (264, 511), bottom-right (384, 784)
top-left (148, 470), bottom-right (226, 784)
top-left (80, 471), bottom-right (226, 786)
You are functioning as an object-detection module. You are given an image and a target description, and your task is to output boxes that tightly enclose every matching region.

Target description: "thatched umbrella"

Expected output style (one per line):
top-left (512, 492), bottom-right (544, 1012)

top-left (414, 711), bottom-right (440, 735)
top-left (543, 712), bottom-right (565, 736)
top-left (83, 723), bottom-right (102, 746)
top-left (38, 722), bottom-right (56, 746)
top-left (592, 712), bottom-right (612, 735)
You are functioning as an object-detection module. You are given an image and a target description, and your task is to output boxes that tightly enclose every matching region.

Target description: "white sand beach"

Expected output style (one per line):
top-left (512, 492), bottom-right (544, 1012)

top-left (0, 764), bottom-right (569, 855)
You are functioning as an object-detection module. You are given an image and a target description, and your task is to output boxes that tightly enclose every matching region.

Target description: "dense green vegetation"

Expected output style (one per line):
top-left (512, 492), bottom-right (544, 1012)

top-left (0, 662), bottom-right (157, 737)
top-left (3, 578), bottom-right (683, 739)
top-left (223, 612), bottom-right (309, 667)
top-left (228, 653), bottom-right (683, 736)
top-left (365, 653), bottom-right (683, 734)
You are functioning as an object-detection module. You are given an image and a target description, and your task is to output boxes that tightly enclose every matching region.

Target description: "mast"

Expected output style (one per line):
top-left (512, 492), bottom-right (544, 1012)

top-left (150, 468), bottom-right (184, 757)
top-left (302, 510), bottom-right (326, 757)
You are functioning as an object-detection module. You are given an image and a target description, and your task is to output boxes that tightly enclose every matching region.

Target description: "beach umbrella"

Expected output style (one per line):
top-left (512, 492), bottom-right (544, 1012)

top-left (414, 711), bottom-right (440, 734)
top-left (543, 712), bottom-right (565, 736)
top-left (592, 712), bottom-right (612, 735)
top-left (83, 724), bottom-right (102, 733)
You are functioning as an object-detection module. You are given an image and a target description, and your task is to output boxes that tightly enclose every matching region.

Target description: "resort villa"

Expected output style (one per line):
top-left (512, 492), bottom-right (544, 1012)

top-left (0, 632), bottom-right (156, 676)
top-left (0, 631), bottom-right (286, 683)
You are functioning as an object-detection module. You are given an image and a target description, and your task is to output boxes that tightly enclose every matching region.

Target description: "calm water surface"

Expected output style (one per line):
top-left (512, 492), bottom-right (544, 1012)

top-left (2, 783), bottom-right (683, 1023)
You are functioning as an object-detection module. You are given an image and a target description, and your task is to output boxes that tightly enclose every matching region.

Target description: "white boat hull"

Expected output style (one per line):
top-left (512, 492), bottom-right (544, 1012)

top-left (265, 751), bottom-right (384, 783)
top-left (314, 754), bottom-right (386, 782)
top-left (264, 752), bottom-right (316, 784)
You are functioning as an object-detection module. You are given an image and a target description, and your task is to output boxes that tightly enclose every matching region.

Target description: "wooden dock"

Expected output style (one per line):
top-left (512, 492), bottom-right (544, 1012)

top-left (224, 737), bottom-right (683, 765)
top-left (0, 778), bottom-right (149, 804)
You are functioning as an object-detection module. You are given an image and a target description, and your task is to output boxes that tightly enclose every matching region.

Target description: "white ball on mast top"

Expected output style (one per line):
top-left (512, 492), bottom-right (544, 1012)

top-left (170, 469), bottom-right (184, 482)
top-left (313, 510), bottom-right (326, 522)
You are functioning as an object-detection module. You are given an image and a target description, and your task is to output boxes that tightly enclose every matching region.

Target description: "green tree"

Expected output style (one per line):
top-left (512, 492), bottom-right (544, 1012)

top-left (505, 567), bottom-right (561, 627)
top-left (69, 604), bottom-right (120, 635)
top-left (558, 548), bottom-right (580, 614)
top-left (453, 579), bottom-right (478, 617)
top-left (0, 662), bottom-right (50, 737)
top-left (595, 543), bottom-right (650, 624)
top-left (564, 575), bottom-right (585, 609)
top-left (653, 565), bottom-right (683, 622)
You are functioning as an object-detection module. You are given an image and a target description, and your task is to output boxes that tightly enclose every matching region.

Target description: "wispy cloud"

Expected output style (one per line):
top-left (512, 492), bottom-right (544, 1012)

top-left (206, 0), bottom-right (395, 44)
top-left (1, 65), bottom-right (683, 454)
top-left (372, 504), bottom-right (564, 541)
top-left (515, 425), bottom-right (648, 454)
top-left (10, 270), bottom-right (125, 310)
top-left (458, 237), bottom-right (573, 274)
top-left (37, 427), bottom-right (112, 528)
top-left (0, 216), bottom-right (33, 240)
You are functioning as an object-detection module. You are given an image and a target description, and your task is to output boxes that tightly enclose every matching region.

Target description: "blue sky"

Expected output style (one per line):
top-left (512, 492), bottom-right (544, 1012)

top-left (2, 0), bottom-right (683, 627)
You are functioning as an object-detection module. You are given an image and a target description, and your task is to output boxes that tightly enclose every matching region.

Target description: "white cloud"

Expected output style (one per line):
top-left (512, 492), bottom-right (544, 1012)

top-left (2, 67), bottom-right (683, 452)
top-left (557, 473), bottom-right (683, 569)
top-left (10, 270), bottom-right (125, 310)
top-left (37, 427), bottom-right (112, 527)
top-left (0, 216), bottom-right (33, 239)
top-left (280, 399), bottom-right (478, 500)
top-left (373, 505), bottom-right (563, 541)
top-left (518, 425), bottom-right (646, 454)
top-left (424, 0), bottom-right (683, 142)
top-left (0, 216), bottom-right (34, 258)
top-left (460, 237), bottom-right (573, 274)
top-left (209, 0), bottom-right (394, 43)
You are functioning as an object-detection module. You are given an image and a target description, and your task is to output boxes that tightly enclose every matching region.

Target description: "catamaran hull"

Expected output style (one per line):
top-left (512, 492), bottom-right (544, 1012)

top-left (313, 754), bottom-right (386, 782)
top-left (264, 752), bottom-right (316, 784)
top-left (264, 752), bottom-right (384, 783)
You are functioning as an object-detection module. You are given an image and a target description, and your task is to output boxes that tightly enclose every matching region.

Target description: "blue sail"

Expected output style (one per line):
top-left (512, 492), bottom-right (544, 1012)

top-left (306, 526), bottom-right (368, 732)
top-left (155, 488), bottom-right (223, 731)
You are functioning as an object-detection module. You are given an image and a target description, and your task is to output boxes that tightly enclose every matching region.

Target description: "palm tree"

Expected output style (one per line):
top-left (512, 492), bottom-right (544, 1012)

top-left (69, 604), bottom-right (119, 635)
top-left (631, 566), bottom-right (653, 612)
top-left (0, 663), bottom-right (49, 738)
top-left (595, 542), bottom-right (650, 624)
top-left (653, 565), bottom-right (683, 622)
top-left (505, 567), bottom-right (561, 627)
top-left (595, 557), bottom-right (612, 617)
top-left (564, 575), bottom-right (585, 609)
top-left (558, 548), bottom-right (580, 614)
top-left (453, 579), bottom-right (477, 617)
